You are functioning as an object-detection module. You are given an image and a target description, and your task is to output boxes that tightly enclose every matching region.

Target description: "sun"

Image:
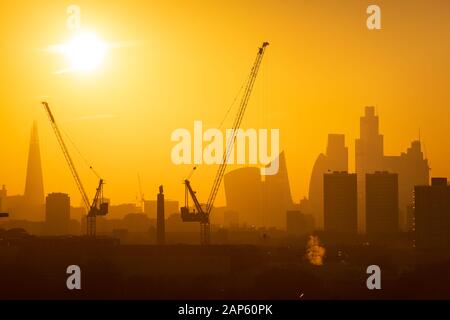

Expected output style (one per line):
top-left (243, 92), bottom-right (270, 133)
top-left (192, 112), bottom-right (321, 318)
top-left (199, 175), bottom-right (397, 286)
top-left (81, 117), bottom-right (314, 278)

top-left (60, 31), bottom-right (107, 73)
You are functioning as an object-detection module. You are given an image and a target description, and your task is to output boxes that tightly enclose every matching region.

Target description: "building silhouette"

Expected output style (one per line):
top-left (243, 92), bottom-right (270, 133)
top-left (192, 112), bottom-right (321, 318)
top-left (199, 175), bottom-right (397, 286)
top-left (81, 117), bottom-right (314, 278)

top-left (223, 210), bottom-right (239, 228)
top-left (0, 185), bottom-right (6, 211)
top-left (323, 172), bottom-right (357, 234)
top-left (355, 106), bottom-right (429, 233)
top-left (286, 210), bottom-right (314, 236)
top-left (365, 172), bottom-right (399, 235)
top-left (107, 203), bottom-right (139, 219)
top-left (223, 152), bottom-right (295, 230)
top-left (262, 151), bottom-right (294, 229)
top-left (384, 140), bottom-right (429, 231)
top-left (355, 106), bottom-right (384, 233)
top-left (145, 199), bottom-right (179, 219)
top-left (157, 185), bottom-right (165, 245)
top-left (224, 167), bottom-right (263, 227)
top-left (308, 134), bottom-right (348, 230)
top-left (406, 204), bottom-right (415, 232)
top-left (45, 193), bottom-right (70, 235)
top-left (415, 177), bottom-right (450, 249)
top-left (1, 123), bottom-right (45, 220)
top-left (23, 121), bottom-right (45, 219)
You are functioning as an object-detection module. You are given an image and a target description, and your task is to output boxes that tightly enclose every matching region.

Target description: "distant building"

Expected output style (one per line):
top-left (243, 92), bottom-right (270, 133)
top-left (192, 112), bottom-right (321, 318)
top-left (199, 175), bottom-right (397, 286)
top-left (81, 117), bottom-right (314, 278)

top-left (286, 210), bottom-right (314, 236)
top-left (224, 167), bottom-right (262, 227)
top-left (85, 213), bottom-right (153, 236)
top-left (1, 122), bottom-right (45, 221)
top-left (144, 199), bottom-right (179, 219)
top-left (223, 210), bottom-right (239, 228)
top-left (2, 195), bottom-right (25, 220)
top-left (23, 122), bottom-right (45, 220)
top-left (308, 134), bottom-right (348, 230)
top-left (166, 213), bottom-right (198, 233)
top-left (365, 172), bottom-right (399, 234)
top-left (262, 151), bottom-right (294, 229)
top-left (45, 193), bottom-right (70, 235)
top-left (355, 106), bottom-right (384, 233)
top-left (415, 177), bottom-right (450, 249)
top-left (108, 203), bottom-right (140, 220)
top-left (70, 206), bottom-right (86, 222)
top-left (223, 151), bottom-right (295, 230)
top-left (209, 206), bottom-right (226, 226)
top-left (406, 204), bottom-right (415, 232)
top-left (122, 213), bottom-right (152, 233)
top-left (157, 185), bottom-right (165, 245)
top-left (355, 106), bottom-right (429, 232)
top-left (0, 185), bottom-right (6, 211)
top-left (323, 172), bottom-right (357, 234)
top-left (383, 140), bottom-right (429, 231)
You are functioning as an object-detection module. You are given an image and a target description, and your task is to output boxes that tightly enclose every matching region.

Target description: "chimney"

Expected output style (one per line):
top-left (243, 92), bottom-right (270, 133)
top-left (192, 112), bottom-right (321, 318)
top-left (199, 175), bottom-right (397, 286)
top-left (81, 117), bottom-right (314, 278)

top-left (156, 185), bottom-right (165, 245)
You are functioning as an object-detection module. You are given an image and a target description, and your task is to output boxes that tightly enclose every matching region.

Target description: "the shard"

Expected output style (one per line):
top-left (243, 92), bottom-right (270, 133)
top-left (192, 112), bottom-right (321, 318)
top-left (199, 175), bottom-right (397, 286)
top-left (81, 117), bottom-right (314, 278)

top-left (23, 121), bottom-right (45, 211)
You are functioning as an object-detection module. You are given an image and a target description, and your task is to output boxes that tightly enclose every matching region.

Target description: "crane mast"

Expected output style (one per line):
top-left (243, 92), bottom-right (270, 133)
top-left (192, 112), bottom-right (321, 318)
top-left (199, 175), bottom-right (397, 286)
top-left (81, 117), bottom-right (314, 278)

top-left (137, 173), bottom-right (145, 213)
top-left (42, 101), bottom-right (107, 237)
top-left (181, 42), bottom-right (269, 245)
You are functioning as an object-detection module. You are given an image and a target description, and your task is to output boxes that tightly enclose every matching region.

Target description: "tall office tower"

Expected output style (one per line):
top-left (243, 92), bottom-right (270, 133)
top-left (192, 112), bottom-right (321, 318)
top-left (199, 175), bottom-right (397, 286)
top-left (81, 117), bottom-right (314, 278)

top-left (224, 167), bottom-right (263, 227)
top-left (323, 172), bottom-right (358, 234)
top-left (309, 134), bottom-right (348, 229)
top-left (45, 193), bottom-right (70, 235)
top-left (326, 134), bottom-right (348, 171)
top-left (414, 178), bottom-right (450, 249)
top-left (157, 185), bottom-right (165, 245)
top-left (23, 121), bottom-right (45, 219)
top-left (263, 151), bottom-right (294, 229)
top-left (355, 107), bottom-right (384, 233)
top-left (384, 140), bottom-right (430, 231)
top-left (365, 172), bottom-right (399, 235)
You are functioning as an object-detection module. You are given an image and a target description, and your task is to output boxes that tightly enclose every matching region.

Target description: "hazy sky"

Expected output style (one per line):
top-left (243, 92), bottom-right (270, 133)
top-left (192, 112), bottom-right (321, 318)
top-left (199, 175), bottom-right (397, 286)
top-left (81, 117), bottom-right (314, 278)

top-left (1, 0), bottom-right (449, 214)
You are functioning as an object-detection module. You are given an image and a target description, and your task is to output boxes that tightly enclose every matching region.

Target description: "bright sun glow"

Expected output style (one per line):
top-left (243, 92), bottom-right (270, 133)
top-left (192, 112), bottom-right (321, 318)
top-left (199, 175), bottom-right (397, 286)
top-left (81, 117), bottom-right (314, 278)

top-left (61, 32), bottom-right (107, 73)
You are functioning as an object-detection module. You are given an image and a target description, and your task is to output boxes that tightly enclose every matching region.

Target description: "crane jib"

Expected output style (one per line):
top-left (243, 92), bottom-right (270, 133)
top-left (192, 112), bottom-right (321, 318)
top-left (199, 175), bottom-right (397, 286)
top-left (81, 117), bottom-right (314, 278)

top-left (180, 42), bottom-right (269, 245)
top-left (41, 101), bottom-right (107, 237)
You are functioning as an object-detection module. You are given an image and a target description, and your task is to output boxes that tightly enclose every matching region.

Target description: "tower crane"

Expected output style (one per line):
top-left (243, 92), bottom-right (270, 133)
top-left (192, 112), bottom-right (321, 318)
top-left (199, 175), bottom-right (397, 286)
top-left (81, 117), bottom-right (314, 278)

top-left (137, 173), bottom-right (145, 213)
top-left (41, 101), bottom-right (108, 237)
top-left (180, 42), bottom-right (269, 245)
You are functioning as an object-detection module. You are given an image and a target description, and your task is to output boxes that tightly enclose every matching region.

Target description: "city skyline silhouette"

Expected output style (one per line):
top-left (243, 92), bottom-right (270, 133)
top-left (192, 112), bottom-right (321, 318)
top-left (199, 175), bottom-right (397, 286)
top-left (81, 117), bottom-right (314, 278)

top-left (1, 0), bottom-right (450, 302)
top-left (1, 1), bottom-right (450, 210)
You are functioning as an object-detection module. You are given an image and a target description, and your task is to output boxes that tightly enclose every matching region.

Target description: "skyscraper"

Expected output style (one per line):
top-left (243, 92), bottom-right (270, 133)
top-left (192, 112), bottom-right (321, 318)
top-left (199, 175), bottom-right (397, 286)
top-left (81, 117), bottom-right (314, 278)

top-left (355, 106), bottom-right (384, 233)
top-left (23, 121), bottom-right (45, 219)
top-left (223, 152), bottom-right (294, 229)
top-left (309, 134), bottom-right (348, 229)
top-left (365, 172), bottom-right (399, 235)
top-left (384, 140), bottom-right (429, 231)
top-left (323, 172), bottom-right (357, 234)
top-left (45, 193), bottom-right (70, 235)
top-left (354, 107), bottom-right (429, 232)
top-left (262, 151), bottom-right (294, 229)
top-left (414, 177), bottom-right (450, 249)
top-left (224, 167), bottom-right (263, 227)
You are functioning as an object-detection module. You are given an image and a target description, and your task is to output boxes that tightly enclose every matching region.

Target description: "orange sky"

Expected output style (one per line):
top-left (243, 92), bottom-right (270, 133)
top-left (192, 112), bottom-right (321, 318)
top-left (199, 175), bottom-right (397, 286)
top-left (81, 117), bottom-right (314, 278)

top-left (1, 0), bottom-right (449, 212)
